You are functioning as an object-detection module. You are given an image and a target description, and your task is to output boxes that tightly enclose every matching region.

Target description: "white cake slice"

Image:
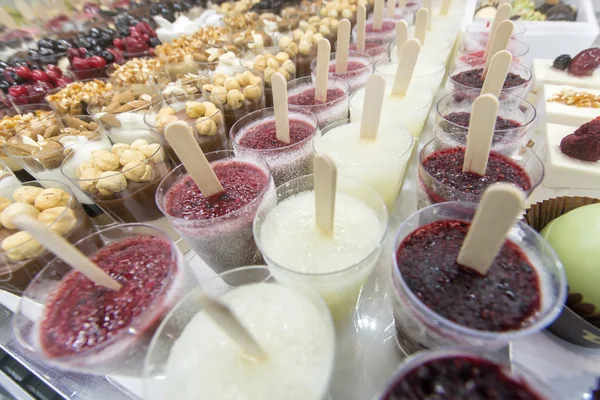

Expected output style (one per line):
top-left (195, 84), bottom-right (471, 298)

top-left (533, 59), bottom-right (600, 93)
top-left (543, 84), bottom-right (600, 127)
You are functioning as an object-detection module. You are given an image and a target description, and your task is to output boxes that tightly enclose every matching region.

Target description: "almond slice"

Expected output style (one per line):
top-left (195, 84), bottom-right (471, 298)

top-left (44, 125), bottom-right (60, 138)
top-left (100, 115), bottom-right (122, 127)
top-left (114, 103), bottom-right (136, 113)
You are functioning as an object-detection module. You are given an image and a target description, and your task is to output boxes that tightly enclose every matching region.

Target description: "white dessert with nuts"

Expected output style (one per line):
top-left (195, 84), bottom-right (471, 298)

top-left (543, 84), bottom-right (600, 127)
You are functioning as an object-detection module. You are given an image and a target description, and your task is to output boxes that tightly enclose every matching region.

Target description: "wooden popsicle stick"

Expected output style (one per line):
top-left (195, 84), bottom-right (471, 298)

top-left (395, 20), bottom-right (408, 59)
top-left (392, 38), bottom-right (421, 96)
top-left (414, 8), bottom-right (428, 46)
top-left (481, 50), bottom-right (513, 98)
top-left (483, 3), bottom-right (512, 59)
top-left (335, 19), bottom-right (351, 74)
top-left (0, 8), bottom-right (18, 29)
top-left (398, 0), bottom-right (407, 7)
top-left (483, 20), bottom-right (514, 75)
top-left (440, 0), bottom-right (452, 15)
top-left (357, 5), bottom-right (366, 52)
top-left (315, 39), bottom-right (331, 103)
top-left (164, 121), bottom-right (224, 197)
top-left (373, 0), bottom-right (384, 30)
top-left (457, 184), bottom-right (526, 275)
top-left (15, 0), bottom-right (34, 21)
top-left (499, 0), bottom-right (512, 6)
top-left (271, 73), bottom-right (290, 144)
top-left (196, 294), bottom-right (268, 360)
top-left (423, 0), bottom-right (432, 30)
top-left (462, 94), bottom-right (499, 175)
top-left (314, 154), bottom-right (337, 235)
top-left (360, 75), bottom-right (386, 140)
top-left (386, 0), bottom-right (396, 18)
top-left (12, 215), bottom-right (122, 291)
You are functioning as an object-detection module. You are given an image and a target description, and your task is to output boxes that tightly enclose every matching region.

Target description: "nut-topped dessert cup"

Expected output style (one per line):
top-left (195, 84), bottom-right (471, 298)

top-left (159, 56), bottom-right (210, 88)
top-left (46, 79), bottom-right (114, 116)
top-left (0, 180), bottom-right (96, 295)
top-left (108, 57), bottom-right (165, 87)
top-left (194, 44), bottom-right (245, 75)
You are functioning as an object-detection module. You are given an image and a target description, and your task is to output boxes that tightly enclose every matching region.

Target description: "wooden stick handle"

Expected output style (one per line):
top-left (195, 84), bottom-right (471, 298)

top-left (398, 0), bottom-right (406, 7)
top-left (483, 20), bottom-right (513, 75)
top-left (423, 0), bottom-right (432, 30)
top-left (373, 0), bottom-right (384, 30)
top-left (396, 20), bottom-right (408, 60)
top-left (360, 75), bottom-right (386, 140)
top-left (462, 94), bottom-right (499, 175)
top-left (314, 154), bottom-right (337, 235)
top-left (315, 39), bottom-right (331, 103)
top-left (440, 0), bottom-right (452, 15)
top-left (386, 0), bottom-right (396, 18)
top-left (481, 50), bottom-right (513, 98)
top-left (483, 3), bottom-right (512, 59)
top-left (457, 183), bottom-right (526, 275)
top-left (336, 19), bottom-right (351, 74)
top-left (164, 121), bottom-right (224, 197)
top-left (392, 39), bottom-right (421, 96)
top-left (414, 8), bottom-right (428, 46)
top-left (12, 215), bottom-right (122, 291)
top-left (271, 73), bottom-right (290, 144)
top-left (357, 5), bottom-right (366, 52)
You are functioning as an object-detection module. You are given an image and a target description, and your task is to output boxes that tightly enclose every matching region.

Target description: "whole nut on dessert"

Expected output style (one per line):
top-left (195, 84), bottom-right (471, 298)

top-left (2, 231), bottom-right (44, 261)
top-left (130, 139), bottom-right (149, 150)
top-left (139, 143), bottom-right (165, 162)
top-left (243, 85), bottom-right (262, 102)
top-left (195, 117), bottom-right (218, 136)
top-left (39, 207), bottom-right (77, 236)
top-left (12, 187), bottom-right (43, 205)
top-left (204, 102), bottom-right (223, 125)
top-left (209, 85), bottom-right (228, 104)
top-left (112, 143), bottom-right (131, 157)
top-left (1, 202), bottom-right (40, 230)
top-left (78, 168), bottom-right (102, 193)
top-left (119, 149), bottom-right (146, 166)
top-left (186, 102), bottom-right (206, 119)
top-left (157, 107), bottom-right (178, 129)
top-left (123, 162), bottom-right (153, 183)
top-left (76, 160), bottom-right (95, 178)
top-left (224, 77), bottom-right (241, 91)
top-left (234, 72), bottom-right (250, 87)
top-left (92, 149), bottom-right (120, 172)
top-left (96, 172), bottom-right (127, 196)
top-left (226, 90), bottom-right (245, 109)
top-left (0, 197), bottom-right (11, 213)
top-left (34, 188), bottom-right (71, 211)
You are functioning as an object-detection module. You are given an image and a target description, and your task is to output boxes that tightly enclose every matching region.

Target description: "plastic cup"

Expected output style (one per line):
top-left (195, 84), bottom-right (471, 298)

top-left (389, 36), bottom-right (454, 67)
top-left (195, 44), bottom-right (245, 75)
top-left (156, 150), bottom-right (275, 274)
top-left (417, 134), bottom-right (544, 208)
top-left (390, 202), bottom-right (566, 354)
top-left (144, 94), bottom-right (228, 163)
top-left (287, 76), bottom-right (350, 129)
top-left (378, 348), bottom-right (562, 399)
top-left (0, 159), bottom-right (19, 189)
top-left (67, 65), bottom-right (109, 81)
top-left (159, 59), bottom-right (210, 85)
top-left (463, 22), bottom-right (527, 47)
top-left (313, 118), bottom-right (413, 209)
top-left (345, 41), bottom-right (390, 64)
top-left (446, 59), bottom-right (532, 98)
top-left (434, 89), bottom-right (537, 146)
top-left (144, 266), bottom-right (335, 400)
top-left (374, 59), bottom-right (445, 97)
top-left (457, 39), bottom-right (530, 66)
top-left (253, 174), bottom-right (388, 324)
top-left (351, 18), bottom-right (398, 46)
top-left (46, 78), bottom-right (114, 116)
top-left (0, 180), bottom-right (96, 295)
top-left (310, 51), bottom-right (374, 93)
top-left (12, 223), bottom-right (193, 376)
top-left (107, 57), bottom-right (167, 87)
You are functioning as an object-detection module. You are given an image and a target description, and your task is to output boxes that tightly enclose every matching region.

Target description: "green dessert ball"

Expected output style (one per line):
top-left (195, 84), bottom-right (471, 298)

top-left (541, 203), bottom-right (600, 310)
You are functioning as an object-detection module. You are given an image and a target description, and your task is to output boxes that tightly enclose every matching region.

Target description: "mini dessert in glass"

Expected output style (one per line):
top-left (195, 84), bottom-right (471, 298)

top-left (352, 18), bottom-right (397, 46)
top-left (287, 76), bottom-right (349, 129)
top-left (310, 51), bottom-right (374, 93)
top-left (435, 89), bottom-right (536, 145)
top-left (254, 174), bottom-right (388, 324)
top-left (145, 95), bottom-right (227, 162)
top-left (12, 223), bottom-right (193, 375)
top-left (0, 181), bottom-right (96, 295)
top-left (46, 78), bottom-right (114, 116)
top-left (156, 150), bottom-right (275, 274)
top-left (373, 59), bottom-right (446, 97)
top-left (201, 69), bottom-right (266, 132)
top-left (314, 118), bottom-right (413, 209)
top-left (194, 44), bottom-right (245, 75)
top-left (159, 56), bottom-right (210, 88)
top-left (446, 59), bottom-right (532, 98)
top-left (345, 41), bottom-right (389, 64)
top-left (108, 57), bottom-right (165, 87)
top-left (391, 201), bottom-right (566, 354)
top-left (457, 39), bottom-right (531, 66)
top-left (389, 36), bottom-right (454, 68)
top-left (0, 160), bottom-right (19, 189)
top-left (418, 135), bottom-right (544, 208)
top-left (463, 22), bottom-right (527, 50)
top-left (231, 107), bottom-right (319, 186)
top-left (144, 266), bottom-right (335, 400)
top-left (278, 22), bottom-right (337, 78)
top-left (379, 348), bottom-right (561, 399)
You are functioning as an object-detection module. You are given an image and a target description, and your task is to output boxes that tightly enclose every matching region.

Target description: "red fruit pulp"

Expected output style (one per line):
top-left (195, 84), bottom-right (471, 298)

top-left (288, 87), bottom-right (345, 105)
top-left (569, 47), bottom-right (600, 77)
top-left (237, 118), bottom-right (315, 149)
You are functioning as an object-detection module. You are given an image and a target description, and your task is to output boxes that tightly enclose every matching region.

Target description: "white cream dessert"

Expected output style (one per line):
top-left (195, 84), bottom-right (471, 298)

top-left (165, 282), bottom-right (334, 400)
top-left (543, 84), bottom-right (600, 126)
top-left (155, 15), bottom-right (204, 44)
top-left (534, 59), bottom-right (600, 92)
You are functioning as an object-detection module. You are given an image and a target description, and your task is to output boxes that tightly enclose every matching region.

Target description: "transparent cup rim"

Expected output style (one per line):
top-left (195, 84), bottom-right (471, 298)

top-left (349, 84), bottom-right (433, 115)
top-left (313, 117), bottom-right (414, 166)
top-left (230, 106), bottom-right (319, 153)
top-left (458, 39), bottom-right (530, 59)
top-left (374, 59), bottom-right (446, 79)
top-left (195, 43), bottom-right (245, 66)
top-left (448, 60), bottom-right (532, 89)
top-left (155, 150), bottom-right (273, 224)
top-left (391, 201), bottom-right (567, 341)
top-left (436, 89), bottom-right (537, 134)
top-left (287, 76), bottom-right (350, 107)
top-left (87, 84), bottom-right (162, 116)
top-left (419, 133), bottom-right (545, 195)
top-left (253, 173), bottom-right (388, 278)
top-left (13, 222), bottom-right (180, 363)
top-left (310, 51), bottom-right (374, 74)
top-left (144, 95), bottom-right (221, 129)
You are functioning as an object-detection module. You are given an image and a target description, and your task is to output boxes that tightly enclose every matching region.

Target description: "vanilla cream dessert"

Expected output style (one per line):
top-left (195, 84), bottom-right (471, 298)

top-left (543, 84), bottom-right (600, 126)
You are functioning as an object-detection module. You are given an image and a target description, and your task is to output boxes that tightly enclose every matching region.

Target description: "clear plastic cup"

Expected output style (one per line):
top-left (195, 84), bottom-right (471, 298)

top-left (144, 94), bottom-right (228, 162)
top-left (144, 266), bottom-right (335, 400)
top-left (0, 159), bottom-right (19, 188)
top-left (446, 59), bottom-right (532, 98)
top-left (253, 174), bottom-right (388, 324)
top-left (230, 106), bottom-right (319, 186)
top-left (12, 223), bottom-right (193, 375)
top-left (378, 347), bottom-right (562, 399)
top-left (463, 22), bottom-right (527, 48)
top-left (67, 65), bottom-right (108, 81)
top-left (46, 78), bottom-right (114, 116)
top-left (287, 76), bottom-right (350, 129)
top-left (156, 150), bottom-right (275, 274)
top-left (457, 39), bottom-right (530, 65)
top-left (391, 201), bottom-right (567, 354)
top-left (374, 59), bottom-right (445, 97)
top-left (389, 36), bottom-right (454, 67)
top-left (345, 41), bottom-right (390, 64)
top-left (313, 118), bottom-right (413, 210)
top-left (0, 180), bottom-right (96, 295)
top-left (310, 51), bottom-right (374, 93)
top-left (351, 18), bottom-right (398, 46)
top-left (417, 134), bottom-right (544, 208)
top-left (194, 44), bottom-right (245, 75)
top-left (434, 89), bottom-right (536, 146)
top-left (161, 57), bottom-right (211, 83)
top-left (107, 57), bottom-right (167, 87)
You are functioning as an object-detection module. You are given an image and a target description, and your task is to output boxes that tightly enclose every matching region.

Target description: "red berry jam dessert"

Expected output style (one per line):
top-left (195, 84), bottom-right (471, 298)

top-left (288, 87), bottom-right (346, 106)
top-left (327, 61), bottom-right (367, 74)
top-left (420, 147), bottom-right (532, 203)
top-left (287, 85), bottom-right (348, 128)
top-left (560, 117), bottom-right (600, 162)
top-left (451, 68), bottom-right (527, 89)
top-left (365, 20), bottom-right (396, 33)
top-left (39, 235), bottom-right (179, 358)
top-left (443, 111), bottom-right (522, 132)
top-left (381, 354), bottom-right (546, 399)
top-left (396, 220), bottom-right (541, 331)
top-left (237, 118), bottom-right (315, 150)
